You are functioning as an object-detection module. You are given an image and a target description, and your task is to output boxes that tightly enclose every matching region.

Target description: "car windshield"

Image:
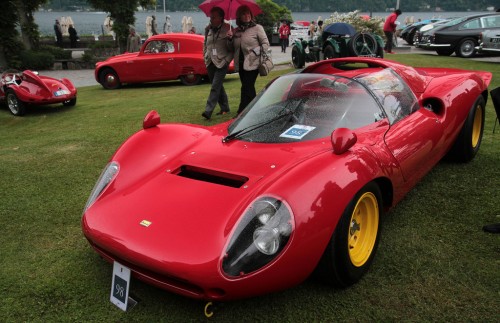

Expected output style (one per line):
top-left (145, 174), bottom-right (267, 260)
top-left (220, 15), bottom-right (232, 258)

top-left (442, 16), bottom-right (470, 27)
top-left (225, 74), bottom-right (384, 143)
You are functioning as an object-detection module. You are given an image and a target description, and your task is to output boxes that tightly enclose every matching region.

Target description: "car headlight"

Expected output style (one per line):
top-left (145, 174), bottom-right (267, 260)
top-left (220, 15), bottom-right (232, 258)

top-left (420, 25), bottom-right (433, 32)
top-left (222, 196), bottom-right (294, 277)
top-left (83, 162), bottom-right (119, 213)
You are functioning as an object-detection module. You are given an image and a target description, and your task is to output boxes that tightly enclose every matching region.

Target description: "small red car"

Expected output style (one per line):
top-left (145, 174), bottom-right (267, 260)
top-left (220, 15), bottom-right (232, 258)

top-left (83, 58), bottom-right (493, 302)
top-left (95, 33), bottom-right (234, 89)
top-left (1, 70), bottom-right (77, 116)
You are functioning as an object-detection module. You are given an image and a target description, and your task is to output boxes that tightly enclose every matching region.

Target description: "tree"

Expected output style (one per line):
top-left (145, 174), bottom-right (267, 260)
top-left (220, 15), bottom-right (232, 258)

top-left (86, 0), bottom-right (156, 52)
top-left (14, 0), bottom-right (46, 50)
top-left (0, 1), bottom-right (22, 68)
top-left (255, 0), bottom-right (292, 41)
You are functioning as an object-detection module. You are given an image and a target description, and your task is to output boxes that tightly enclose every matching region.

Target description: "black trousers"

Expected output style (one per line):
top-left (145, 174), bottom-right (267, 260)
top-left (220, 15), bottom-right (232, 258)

top-left (237, 69), bottom-right (259, 114)
top-left (280, 38), bottom-right (287, 52)
top-left (384, 31), bottom-right (394, 52)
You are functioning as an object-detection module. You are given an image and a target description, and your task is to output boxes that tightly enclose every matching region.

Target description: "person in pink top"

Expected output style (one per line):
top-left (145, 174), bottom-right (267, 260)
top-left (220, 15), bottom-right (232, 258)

top-left (383, 9), bottom-right (402, 54)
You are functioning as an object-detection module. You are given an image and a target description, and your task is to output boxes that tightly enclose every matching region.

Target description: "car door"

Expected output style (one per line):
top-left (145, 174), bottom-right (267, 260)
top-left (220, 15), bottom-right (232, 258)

top-left (384, 107), bottom-right (445, 187)
top-left (140, 40), bottom-right (179, 82)
top-left (359, 69), bottom-right (445, 186)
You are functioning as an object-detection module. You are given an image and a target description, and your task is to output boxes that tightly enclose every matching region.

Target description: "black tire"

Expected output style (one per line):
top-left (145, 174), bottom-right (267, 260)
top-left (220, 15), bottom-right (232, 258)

top-left (315, 182), bottom-right (382, 287)
top-left (455, 38), bottom-right (477, 58)
top-left (63, 97), bottom-right (77, 106)
top-left (348, 32), bottom-right (378, 57)
top-left (436, 48), bottom-right (453, 56)
top-left (323, 44), bottom-right (339, 60)
top-left (180, 74), bottom-right (202, 86)
top-left (412, 32), bottom-right (420, 46)
top-left (292, 46), bottom-right (304, 69)
top-left (445, 95), bottom-right (485, 162)
top-left (406, 30), bottom-right (416, 45)
top-left (99, 68), bottom-right (121, 90)
top-left (6, 89), bottom-right (26, 116)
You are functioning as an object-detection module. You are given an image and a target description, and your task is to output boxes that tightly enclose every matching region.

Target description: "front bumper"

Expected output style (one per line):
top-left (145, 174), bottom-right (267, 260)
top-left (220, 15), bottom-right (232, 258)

top-left (420, 42), bottom-right (452, 49)
top-left (476, 45), bottom-right (500, 53)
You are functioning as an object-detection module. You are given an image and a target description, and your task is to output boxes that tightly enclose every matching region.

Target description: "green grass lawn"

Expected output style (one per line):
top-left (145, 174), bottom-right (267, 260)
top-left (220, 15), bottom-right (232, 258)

top-left (0, 54), bottom-right (499, 321)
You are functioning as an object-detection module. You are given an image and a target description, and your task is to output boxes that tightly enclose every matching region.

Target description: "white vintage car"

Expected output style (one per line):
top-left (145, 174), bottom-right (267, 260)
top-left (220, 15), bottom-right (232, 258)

top-left (289, 23), bottom-right (309, 44)
top-left (476, 29), bottom-right (500, 54)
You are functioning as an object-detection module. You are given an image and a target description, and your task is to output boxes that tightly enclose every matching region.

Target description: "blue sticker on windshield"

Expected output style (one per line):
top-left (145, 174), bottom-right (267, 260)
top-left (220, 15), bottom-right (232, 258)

top-left (280, 125), bottom-right (316, 139)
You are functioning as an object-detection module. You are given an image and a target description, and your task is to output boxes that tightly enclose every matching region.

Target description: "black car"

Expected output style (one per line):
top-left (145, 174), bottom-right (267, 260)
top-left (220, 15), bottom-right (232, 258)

top-left (400, 18), bottom-right (444, 45)
top-left (413, 20), bottom-right (452, 48)
top-left (418, 13), bottom-right (500, 58)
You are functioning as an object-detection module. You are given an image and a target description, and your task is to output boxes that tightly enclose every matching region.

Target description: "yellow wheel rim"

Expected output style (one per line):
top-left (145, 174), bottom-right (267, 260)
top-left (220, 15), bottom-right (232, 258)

top-left (348, 192), bottom-right (379, 267)
top-left (471, 104), bottom-right (483, 149)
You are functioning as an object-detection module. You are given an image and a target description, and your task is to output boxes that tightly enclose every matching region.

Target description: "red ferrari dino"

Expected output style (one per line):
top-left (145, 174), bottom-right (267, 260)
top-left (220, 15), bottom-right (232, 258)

top-left (1, 70), bottom-right (77, 116)
top-left (95, 33), bottom-right (234, 89)
top-left (82, 57), bottom-right (492, 302)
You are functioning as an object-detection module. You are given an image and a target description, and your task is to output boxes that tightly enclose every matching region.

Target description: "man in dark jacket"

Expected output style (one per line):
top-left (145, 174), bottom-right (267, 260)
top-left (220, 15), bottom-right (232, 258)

top-left (54, 19), bottom-right (63, 47)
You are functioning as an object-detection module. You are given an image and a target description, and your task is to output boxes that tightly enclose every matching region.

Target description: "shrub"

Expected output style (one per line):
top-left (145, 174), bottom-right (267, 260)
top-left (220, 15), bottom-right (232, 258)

top-left (324, 10), bottom-right (384, 36)
top-left (39, 45), bottom-right (71, 59)
top-left (19, 50), bottom-right (54, 70)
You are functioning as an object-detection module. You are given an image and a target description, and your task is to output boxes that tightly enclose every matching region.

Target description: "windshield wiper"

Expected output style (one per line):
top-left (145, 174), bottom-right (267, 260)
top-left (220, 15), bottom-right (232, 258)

top-left (222, 100), bottom-right (302, 143)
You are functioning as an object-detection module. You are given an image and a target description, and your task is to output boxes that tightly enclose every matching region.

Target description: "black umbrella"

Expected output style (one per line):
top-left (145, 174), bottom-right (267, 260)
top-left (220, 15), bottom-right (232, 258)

top-left (323, 22), bottom-right (356, 37)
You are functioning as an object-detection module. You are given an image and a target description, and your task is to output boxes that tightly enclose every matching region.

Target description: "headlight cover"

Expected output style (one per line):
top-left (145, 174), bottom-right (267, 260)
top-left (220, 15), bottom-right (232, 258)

top-left (83, 161), bottom-right (119, 213)
top-left (222, 196), bottom-right (294, 277)
top-left (420, 25), bottom-right (434, 32)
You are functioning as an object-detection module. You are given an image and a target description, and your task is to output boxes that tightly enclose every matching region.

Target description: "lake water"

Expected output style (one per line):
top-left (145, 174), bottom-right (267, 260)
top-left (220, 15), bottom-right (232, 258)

top-left (34, 10), bottom-right (488, 36)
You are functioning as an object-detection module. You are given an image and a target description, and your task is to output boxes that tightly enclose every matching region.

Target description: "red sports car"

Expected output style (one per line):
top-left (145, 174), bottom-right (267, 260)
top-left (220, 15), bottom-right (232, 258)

top-left (95, 33), bottom-right (234, 89)
top-left (82, 58), bottom-right (492, 303)
top-left (1, 70), bottom-right (77, 116)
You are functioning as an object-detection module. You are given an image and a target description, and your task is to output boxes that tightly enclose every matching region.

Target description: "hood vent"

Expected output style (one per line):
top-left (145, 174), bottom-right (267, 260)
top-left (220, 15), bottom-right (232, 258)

top-left (174, 165), bottom-right (248, 188)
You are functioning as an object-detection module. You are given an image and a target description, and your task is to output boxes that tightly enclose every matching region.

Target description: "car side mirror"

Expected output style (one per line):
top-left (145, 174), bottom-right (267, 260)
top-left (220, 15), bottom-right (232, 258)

top-left (143, 110), bottom-right (160, 129)
top-left (331, 128), bottom-right (357, 155)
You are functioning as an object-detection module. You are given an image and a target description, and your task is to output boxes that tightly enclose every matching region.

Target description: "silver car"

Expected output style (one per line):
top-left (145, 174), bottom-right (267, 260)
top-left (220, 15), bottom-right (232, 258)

top-left (476, 29), bottom-right (500, 53)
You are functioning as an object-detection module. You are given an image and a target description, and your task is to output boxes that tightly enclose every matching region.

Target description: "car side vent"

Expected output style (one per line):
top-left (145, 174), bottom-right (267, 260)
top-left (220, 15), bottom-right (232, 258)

top-left (422, 98), bottom-right (444, 116)
top-left (174, 165), bottom-right (248, 188)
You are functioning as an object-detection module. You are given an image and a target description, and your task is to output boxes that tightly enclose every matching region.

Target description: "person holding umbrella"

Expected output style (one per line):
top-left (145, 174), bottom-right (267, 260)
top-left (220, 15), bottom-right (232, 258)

top-left (227, 5), bottom-right (269, 115)
top-left (201, 7), bottom-right (234, 120)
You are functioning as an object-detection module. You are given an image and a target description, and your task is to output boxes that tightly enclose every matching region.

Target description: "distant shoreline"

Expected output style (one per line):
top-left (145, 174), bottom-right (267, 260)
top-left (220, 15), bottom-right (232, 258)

top-left (34, 10), bottom-right (489, 36)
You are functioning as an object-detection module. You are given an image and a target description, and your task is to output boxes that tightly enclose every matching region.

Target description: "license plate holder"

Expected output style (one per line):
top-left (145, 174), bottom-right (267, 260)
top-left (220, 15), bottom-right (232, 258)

top-left (110, 261), bottom-right (132, 311)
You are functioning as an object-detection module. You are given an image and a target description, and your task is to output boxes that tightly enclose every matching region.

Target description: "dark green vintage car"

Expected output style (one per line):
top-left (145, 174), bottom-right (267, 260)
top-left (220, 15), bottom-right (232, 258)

top-left (291, 23), bottom-right (385, 68)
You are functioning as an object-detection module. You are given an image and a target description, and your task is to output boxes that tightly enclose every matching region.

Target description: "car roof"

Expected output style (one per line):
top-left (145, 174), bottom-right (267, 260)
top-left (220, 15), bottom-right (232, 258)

top-left (460, 12), bottom-right (500, 19)
top-left (146, 33), bottom-right (205, 43)
top-left (302, 57), bottom-right (430, 94)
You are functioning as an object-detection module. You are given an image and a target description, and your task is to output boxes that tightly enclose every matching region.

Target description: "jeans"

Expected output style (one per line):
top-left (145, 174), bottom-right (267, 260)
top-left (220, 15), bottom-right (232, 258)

top-left (204, 63), bottom-right (230, 117)
top-left (237, 69), bottom-right (259, 114)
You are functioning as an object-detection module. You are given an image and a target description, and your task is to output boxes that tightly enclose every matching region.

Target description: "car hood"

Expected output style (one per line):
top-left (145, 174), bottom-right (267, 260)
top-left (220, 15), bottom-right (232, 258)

top-left (99, 52), bottom-right (138, 65)
top-left (83, 123), bottom-right (334, 274)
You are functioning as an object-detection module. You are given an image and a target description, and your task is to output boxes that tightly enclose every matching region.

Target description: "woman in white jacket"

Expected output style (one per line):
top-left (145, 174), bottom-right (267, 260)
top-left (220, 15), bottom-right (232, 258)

top-left (227, 5), bottom-right (270, 114)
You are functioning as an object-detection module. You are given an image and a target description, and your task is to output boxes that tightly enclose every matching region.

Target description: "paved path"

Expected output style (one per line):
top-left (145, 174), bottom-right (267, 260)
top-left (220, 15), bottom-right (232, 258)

top-left (40, 43), bottom-right (499, 88)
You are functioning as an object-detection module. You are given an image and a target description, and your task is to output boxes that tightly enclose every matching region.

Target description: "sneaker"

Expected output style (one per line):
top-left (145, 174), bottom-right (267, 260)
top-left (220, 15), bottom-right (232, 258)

top-left (216, 111), bottom-right (229, 115)
top-left (202, 111), bottom-right (211, 120)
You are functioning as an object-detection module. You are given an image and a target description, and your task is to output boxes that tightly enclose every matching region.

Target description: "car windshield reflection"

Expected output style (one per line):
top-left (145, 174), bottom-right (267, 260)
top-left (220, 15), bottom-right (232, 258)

top-left (227, 73), bottom-right (384, 143)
